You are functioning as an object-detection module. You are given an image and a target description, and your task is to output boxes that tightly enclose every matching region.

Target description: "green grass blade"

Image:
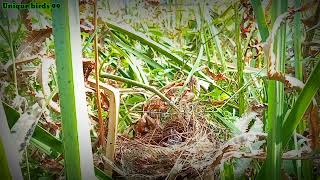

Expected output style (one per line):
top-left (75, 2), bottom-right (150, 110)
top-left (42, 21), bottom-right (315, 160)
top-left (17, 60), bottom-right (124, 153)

top-left (104, 20), bottom-right (220, 87)
top-left (3, 102), bottom-right (111, 179)
top-left (265, 1), bottom-right (288, 179)
top-left (282, 60), bottom-right (320, 146)
top-left (250, 0), bottom-right (269, 42)
top-left (111, 43), bottom-right (144, 82)
top-left (112, 35), bottom-right (164, 69)
top-left (100, 72), bottom-right (179, 111)
top-left (0, 139), bottom-right (13, 180)
top-left (82, 28), bottom-right (98, 52)
top-left (221, 161), bottom-right (235, 180)
top-left (293, 0), bottom-right (303, 81)
top-left (98, 50), bottom-right (131, 78)
top-left (52, 1), bottom-right (96, 179)
top-left (293, 0), bottom-right (307, 178)
top-left (105, 21), bottom-right (188, 67)
top-left (213, 112), bottom-right (242, 134)
top-left (250, 1), bottom-right (270, 178)
top-left (198, 3), bottom-right (213, 69)
top-left (204, 9), bottom-right (227, 71)
top-left (0, 102), bottom-right (23, 180)
top-left (175, 45), bottom-right (204, 102)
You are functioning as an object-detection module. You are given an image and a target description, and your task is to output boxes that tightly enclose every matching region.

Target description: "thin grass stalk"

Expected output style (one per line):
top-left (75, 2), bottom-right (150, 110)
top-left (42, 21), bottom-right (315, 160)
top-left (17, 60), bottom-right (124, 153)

top-left (93, 0), bottom-right (106, 147)
top-left (250, 1), bottom-right (270, 177)
top-left (265, 0), bottom-right (287, 179)
top-left (100, 73), bottom-right (180, 111)
top-left (25, 148), bottom-right (31, 180)
top-left (301, 160), bottom-right (312, 180)
top-left (0, 102), bottom-right (23, 180)
top-left (175, 45), bottom-right (203, 103)
top-left (293, 0), bottom-right (305, 178)
top-left (52, 0), bottom-right (96, 179)
top-left (204, 10), bottom-right (227, 71)
top-left (235, 2), bottom-right (245, 115)
top-left (104, 20), bottom-right (226, 92)
top-left (9, 33), bottom-right (18, 95)
top-left (293, 0), bottom-right (303, 81)
top-left (198, 3), bottom-right (212, 69)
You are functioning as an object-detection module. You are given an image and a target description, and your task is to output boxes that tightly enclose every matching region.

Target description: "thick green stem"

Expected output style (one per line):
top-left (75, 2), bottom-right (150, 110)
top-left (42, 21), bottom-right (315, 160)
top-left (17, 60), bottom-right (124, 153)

top-left (52, 0), bottom-right (96, 179)
top-left (265, 1), bottom-right (287, 179)
top-left (293, 1), bottom-right (307, 179)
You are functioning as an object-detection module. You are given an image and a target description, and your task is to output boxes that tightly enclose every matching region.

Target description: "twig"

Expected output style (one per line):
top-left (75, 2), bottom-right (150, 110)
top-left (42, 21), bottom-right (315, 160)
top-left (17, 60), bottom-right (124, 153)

top-left (93, 1), bottom-right (105, 147)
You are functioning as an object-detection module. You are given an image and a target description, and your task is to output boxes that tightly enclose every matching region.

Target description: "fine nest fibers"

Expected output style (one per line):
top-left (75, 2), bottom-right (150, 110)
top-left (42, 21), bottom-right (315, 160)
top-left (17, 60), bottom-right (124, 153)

top-left (115, 105), bottom-right (226, 180)
top-left (112, 79), bottom-right (235, 179)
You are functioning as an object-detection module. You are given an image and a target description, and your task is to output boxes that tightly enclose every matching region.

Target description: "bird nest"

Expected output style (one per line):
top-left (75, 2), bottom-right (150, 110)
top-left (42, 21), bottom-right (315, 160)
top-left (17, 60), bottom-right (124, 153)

top-left (114, 104), bottom-right (226, 180)
top-left (110, 80), bottom-right (265, 179)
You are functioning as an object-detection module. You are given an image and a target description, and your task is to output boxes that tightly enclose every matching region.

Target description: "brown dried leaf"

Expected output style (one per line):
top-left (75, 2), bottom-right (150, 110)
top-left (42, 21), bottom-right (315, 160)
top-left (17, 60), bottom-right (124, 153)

top-left (134, 114), bottom-right (160, 136)
top-left (16, 29), bottom-right (52, 59)
top-left (309, 104), bottom-right (319, 149)
top-left (82, 58), bottom-right (95, 82)
top-left (205, 67), bottom-right (228, 81)
top-left (146, 0), bottom-right (161, 5)
top-left (100, 92), bottom-right (110, 111)
top-left (143, 97), bottom-right (168, 112)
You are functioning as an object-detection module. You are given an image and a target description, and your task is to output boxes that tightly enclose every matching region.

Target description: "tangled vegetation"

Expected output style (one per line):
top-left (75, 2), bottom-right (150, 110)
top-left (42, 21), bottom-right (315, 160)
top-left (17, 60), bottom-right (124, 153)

top-left (0, 0), bottom-right (320, 179)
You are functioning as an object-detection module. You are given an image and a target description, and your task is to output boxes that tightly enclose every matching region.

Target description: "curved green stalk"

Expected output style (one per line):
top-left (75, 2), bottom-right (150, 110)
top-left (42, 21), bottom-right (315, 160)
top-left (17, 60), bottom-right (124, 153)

top-left (100, 73), bottom-right (180, 111)
top-left (175, 45), bottom-right (204, 103)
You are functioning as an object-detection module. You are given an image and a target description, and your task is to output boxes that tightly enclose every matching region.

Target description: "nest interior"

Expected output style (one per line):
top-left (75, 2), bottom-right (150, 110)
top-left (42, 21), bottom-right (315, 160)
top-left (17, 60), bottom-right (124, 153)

top-left (113, 80), bottom-right (230, 179)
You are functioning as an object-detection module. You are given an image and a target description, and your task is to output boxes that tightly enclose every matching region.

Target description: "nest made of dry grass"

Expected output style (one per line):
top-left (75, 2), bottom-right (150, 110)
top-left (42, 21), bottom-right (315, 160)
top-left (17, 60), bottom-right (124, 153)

top-left (113, 102), bottom-right (230, 180)
top-left (107, 80), bottom-right (266, 180)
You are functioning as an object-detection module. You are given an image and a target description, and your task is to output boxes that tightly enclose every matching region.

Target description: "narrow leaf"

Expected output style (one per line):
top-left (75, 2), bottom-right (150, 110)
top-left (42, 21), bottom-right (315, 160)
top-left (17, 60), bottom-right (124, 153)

top-left (282, 61), bottom-right (320, 146)
top-left (52, 1), bottom-right (96, 179)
